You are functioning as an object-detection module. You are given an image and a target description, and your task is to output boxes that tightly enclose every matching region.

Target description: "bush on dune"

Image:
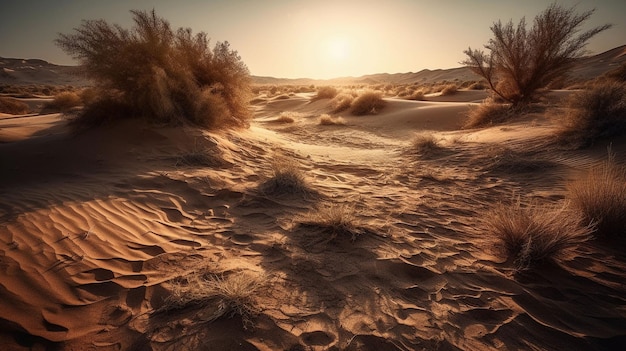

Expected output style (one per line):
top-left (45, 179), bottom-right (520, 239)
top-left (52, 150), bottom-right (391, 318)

top-left (350, 91), bottom-right (386, 116)
top-left (312, 86), bottom-right (338, 101)
top-left (0, 97), bottom-right (29, 114)
top-left (464, 99), bottom-right (515, 128)
top-left (44, 91), bottom-right (82, 112)
top-left (55, 9), bottom-right (251, 129)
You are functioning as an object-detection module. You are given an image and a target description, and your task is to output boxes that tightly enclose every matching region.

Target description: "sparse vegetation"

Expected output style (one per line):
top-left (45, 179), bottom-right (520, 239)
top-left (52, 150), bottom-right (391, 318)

top-left (276, 112), bottom-right (297, 123)
top-left (350, 91), bottom-right (386, 115)
top-left (298, 203), bottom-right (364, 241)
top-left (313, 86), bottom-right (338, 100)
top-left (464, 100), bottom-right (515, 128)
top-left (319, 114), bottom-right (346, 126)
top-left (568, 152), bottom-right (626, 239)
top-left (44, 91), bottom-right (82, 112)
top-left (462, 3), bottom-right (611, 106)
top-left (55, 9), bottom-right (251, 128)
top-left (556, 80), bottom-right (626, 147)
top-left (411, 133), bottom-right (441, 156)
top-left (440, 84), bottom-right (458, 96)
top-left (484, 200), bottom-right (593, 271)
top-left (260, 153), bottom-right (315, 196)
top-left (330, 92), bottom-right (355, 112)
top-left (0, 97), bottom-right (29, 114)
top-left (164, 269), bottom-right (265, 330)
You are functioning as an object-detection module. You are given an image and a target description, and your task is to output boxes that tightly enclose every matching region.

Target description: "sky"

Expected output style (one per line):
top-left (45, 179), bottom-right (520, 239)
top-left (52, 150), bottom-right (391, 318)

top-left (1, 0), bottom-right (625, 79)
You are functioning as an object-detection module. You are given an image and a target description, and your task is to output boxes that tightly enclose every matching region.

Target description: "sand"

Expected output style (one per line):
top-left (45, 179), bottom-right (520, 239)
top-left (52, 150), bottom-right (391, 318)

top-left (1, 88), bottom-right (626, 351)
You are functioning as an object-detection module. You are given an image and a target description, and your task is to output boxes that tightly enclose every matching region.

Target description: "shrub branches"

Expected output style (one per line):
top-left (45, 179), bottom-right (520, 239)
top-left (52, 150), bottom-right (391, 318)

top-left (56, 9), bottom-right (251, 128)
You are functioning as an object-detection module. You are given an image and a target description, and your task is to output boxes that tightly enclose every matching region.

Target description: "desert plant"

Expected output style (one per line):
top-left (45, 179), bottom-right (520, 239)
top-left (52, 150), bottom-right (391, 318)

top-left (44, 91), bottom-right (82, 112)
top-left (408, 90), bottom-right (425, 101)
top-left (350, 90), bottom-right (386, 115)
top-left (319, 114), bottom-right (346, 126)
top-left (462, 3), bottom-right (611, 107)
top-left (440, 84), bottom-right (458, 96)
top-left (411, 133), bottom-right (441, 156)
top-left (313, 86), bottom-right (338, 100)
top-left (298, 203), bottom-right (364, 241)
top-left (56, 9), bottom-right (251, 128)
top-left (568, 152), bottom-right (626, 238)
top-left (330, 92), bottom-right (354, 112)
top-left (165, 269), bottom-right (265, 330)
top-left (464, 100), bottom-right (515, 128)
top-left (276, 112), bottom-right (296, 123)
top-left (259, 154), bottom-right (315, 196)
top-left (0, 97), bottom-right (29, 114)
top-left (483, 200), bottom-right (593, 271)
top-left (557, 81), bottom-right (626, 147)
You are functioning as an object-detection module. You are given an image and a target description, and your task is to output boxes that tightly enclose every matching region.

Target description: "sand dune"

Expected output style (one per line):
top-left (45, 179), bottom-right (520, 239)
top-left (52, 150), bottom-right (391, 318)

top-left (1, 87), bottom-right (626, 351)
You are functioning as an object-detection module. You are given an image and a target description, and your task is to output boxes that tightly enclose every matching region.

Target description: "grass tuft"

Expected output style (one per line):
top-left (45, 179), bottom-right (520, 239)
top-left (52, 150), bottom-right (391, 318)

top-left (0, 97), bottom-right (29, 114)
top-left (319, 114), bottom-right (346, 126)
top-left (298, 203), bottom-right (364, 241)
top-left (44, 91), bottom-right (82, 112)
top-left (464, 100), bottom-right (515, 128)
top-left (411, 133), bottom-right (441, 156)
top-left (260, 154), bottom-right (315, 197)
top-left (350, 91), bottom-right (386, 116)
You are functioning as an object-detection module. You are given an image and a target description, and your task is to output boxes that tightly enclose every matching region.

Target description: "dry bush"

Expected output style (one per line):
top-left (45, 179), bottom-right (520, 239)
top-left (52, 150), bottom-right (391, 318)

top-left (568, 153), bottom-right (626, 239)
top-left (330, 92), bottom-right (354, 113)
top-left (411, 133), bottom-right (441, 156)
top-left (0, 97), bottom-right (29, 114)
top-left (484, 200), bottom-right (593, 271)
top-left (604, 61), bottom-right (626, 82)
top-left (462, 3), bottom-right (610, 106)
top-left (556, 81), bottom-right (626, 147)
top-left (350, 91), bottom-right (386, 116)
top-left (44, 91), bottom-right (82, 112)
top-left (464, 100), bottom-right (515, 128)
top-left (260, 154), bottom-right (315, 197)
top-left (468, 81), bottom-right (488, 90)
top-left (56, 10), bottom-right (251, 129)
top-left (408, 90), bottom-right (425, 101)
top-left (276, 112), bottom-right (296, 124)
top-left (164, 269), bottom-right (265, 330)
top-left (298, 203), bottom-right (364, 241)
top-left (319, 114), bottom-right (346, 126)
top-left (440, 84), bottom-right (458, 96)
top-left (313, 86), bottom-right (338, 100)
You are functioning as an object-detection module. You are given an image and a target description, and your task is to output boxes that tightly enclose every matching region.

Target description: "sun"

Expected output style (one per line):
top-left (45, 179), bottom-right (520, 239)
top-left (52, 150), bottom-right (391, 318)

top-left (327, 37), bottom-right (350, 61)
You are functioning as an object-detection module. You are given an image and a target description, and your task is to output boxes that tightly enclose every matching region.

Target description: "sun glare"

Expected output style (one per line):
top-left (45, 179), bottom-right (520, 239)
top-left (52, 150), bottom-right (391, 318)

top-left (327, 37), bottom-right (350, 61)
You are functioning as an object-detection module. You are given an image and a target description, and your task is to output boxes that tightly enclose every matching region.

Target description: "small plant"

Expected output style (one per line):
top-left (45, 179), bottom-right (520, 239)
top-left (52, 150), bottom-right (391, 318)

top-left (568, 152), bottom-right (626, 238)
top-left (557, 81), bottom-right (626, 148)
top-left (440, 84), bottom-right (458, 96)
top-left (350, 91), bottom-right (386, 116)
top-left (483, 200), bottom-right (593, 271)
top-left (298, 203), bottom-right (363, 241)
top-left (330, 92), bottom-right (354, 112)
top-left (0, 97), bottom-right (29, 114)
top-left (409, 90), bottom-right (425, 101)
top-left (410, 133), bottom-right (441, 157)
top-left (165, 269), bottom-right (265, 330)
top-left (44, 91), bottom-right (82, 112)
top-left (319, 114), bottom-right (346, 126)
top-left (312, 86), bottom-right (338, 100)
top-left (276, 112), bottom-right (296, 123)
top-left (464, 100), bottom-right (514, 128)
top-left (259, 154), bottom-right (315, 197)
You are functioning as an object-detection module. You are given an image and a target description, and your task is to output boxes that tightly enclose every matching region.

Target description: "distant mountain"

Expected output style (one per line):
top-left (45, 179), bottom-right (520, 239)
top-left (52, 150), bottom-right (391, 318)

top-left (1, 45), bottom-right (624, 87)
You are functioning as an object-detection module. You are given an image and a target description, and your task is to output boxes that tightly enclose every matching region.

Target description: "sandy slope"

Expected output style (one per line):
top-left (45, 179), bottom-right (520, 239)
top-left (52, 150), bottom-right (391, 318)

top-left (1, 92), bottom-right (626, 351)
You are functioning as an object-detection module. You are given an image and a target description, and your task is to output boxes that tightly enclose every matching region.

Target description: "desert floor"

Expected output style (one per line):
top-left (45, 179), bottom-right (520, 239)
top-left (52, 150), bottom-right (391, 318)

top-left (1, 90), bottom-right (626, 350)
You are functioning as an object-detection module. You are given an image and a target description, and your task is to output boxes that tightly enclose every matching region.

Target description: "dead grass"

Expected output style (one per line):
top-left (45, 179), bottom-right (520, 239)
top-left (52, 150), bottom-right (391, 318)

top-left (312, 86), bottom-right (338, 101)
top-left (350, 91), bottom-right (386, 116)
top-left (298, 203), bottom-right (364, 241)
top-left (568, 152), bottom-right (626, 239)
top-left (0, 97), bottom-right (29, 114)
top-left (259, 154), bottom-right (315, 197)
top-left (319, 114), bottom-right (346, 126)
top-left (44, 91), bottom-right (82, 112)
top-left (409, 90), bottom-right (426, 100)
top-left (276, 112), bottom-right (296, 124)
top-left (483, 200), bottom-right (593, 271)
top-left (331, 92), bottom-right (355, 112)
top-left (440, 84), bottom-right (458, 96)
top-left (164, 269), bottom-right (266, 330)
top-left (411, 133), bottom-right (441, 157)
top-left (464, 100), bottom-right (515, 128)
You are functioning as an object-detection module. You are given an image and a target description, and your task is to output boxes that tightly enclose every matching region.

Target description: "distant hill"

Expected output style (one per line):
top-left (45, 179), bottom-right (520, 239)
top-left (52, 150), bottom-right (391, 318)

top-left (1, 45), bottom-right (624, 87)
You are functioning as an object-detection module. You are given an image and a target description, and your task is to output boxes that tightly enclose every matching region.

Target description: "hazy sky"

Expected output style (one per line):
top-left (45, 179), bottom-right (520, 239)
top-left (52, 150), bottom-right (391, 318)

top-left (1, 0), bottom-right (624, 79)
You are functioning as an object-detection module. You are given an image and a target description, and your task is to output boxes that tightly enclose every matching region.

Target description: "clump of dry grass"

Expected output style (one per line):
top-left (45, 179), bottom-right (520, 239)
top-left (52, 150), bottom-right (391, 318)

top-left (330, 92), bottom-right (354, 112)
top-left (164, 269), bottom-right (266, 330)
top-left (411, 133), bottom-right (441, 156)
top-left (298, 203), bottom-right (364, 241)
top-left (464, 100), bottom-right (515, 128)
top-left (275, 112), bottom-right (297, 123)
top-left (260, 154), bottom-right (315, 196)
top-left (483, 200), bottom-right (593, 271)
top-left (556, 81), bottom-right (626, 148)
top-left (409, 90), bottom-right (426, 101)
top-left (0, 97), bottom-right (29, 114)
top-left (350, 91), bottom-right (386, 116)
top-left (568, 152), bottom-right (626, 239)
top-left (319, 114), bottom-right (346, 126)
top-left (313, 86), bottom-right (338, 101)
top-left (44, 91), bottom-right (82, 112)
top-left (440, 84), bottom-right (458, 96)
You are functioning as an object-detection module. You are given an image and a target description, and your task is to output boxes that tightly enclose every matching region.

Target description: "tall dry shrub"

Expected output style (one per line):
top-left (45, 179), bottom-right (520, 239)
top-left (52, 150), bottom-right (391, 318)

top-left (350, 91), bottom-right (386, 115)
top-left (462, 3), bottom-right (611, 107)
top-left (55, 10), bottom-right (251, 128)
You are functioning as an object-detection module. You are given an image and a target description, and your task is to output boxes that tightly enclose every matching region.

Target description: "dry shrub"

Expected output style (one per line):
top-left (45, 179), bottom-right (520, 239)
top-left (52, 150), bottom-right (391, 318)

top-left (313, 86), bottom-right (338, 100)
top-left (331, 92), bottom-right (354, 112)
top-left (568, 153), bottom-right (626, 239)
top-left (411, 133), bottom-right (441, 156)
top-left (164, 269), bottom-right (265, 330)
top-left (408, 90), bottom-right (425, 101)
top-left (350, 91), bottom-right (386, 116)
top-left (276, 112), bottom-right (296, 124)
top-left (557, 81), bottom-right (626, 148)
top-left (319, 114), bottom-right (345, 126)
top-left (260, 154), bottom-right (315, 197)
top-left (468, 81), bottom-right (488, 90)
top-left (44, 91), bottom-right (82, 112)
top-left (299, 203), bottom-right (363, 241)
top-left (464, 100), bottom-right (514, 128)
top-left (440, 84), bottom-right (458, 96)
top-left (56, 10), bottom-right (251, 129)
top-left (484, 200), bottom-right (593, 271)
top-left (0, 97), bottom-right (29, 114)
